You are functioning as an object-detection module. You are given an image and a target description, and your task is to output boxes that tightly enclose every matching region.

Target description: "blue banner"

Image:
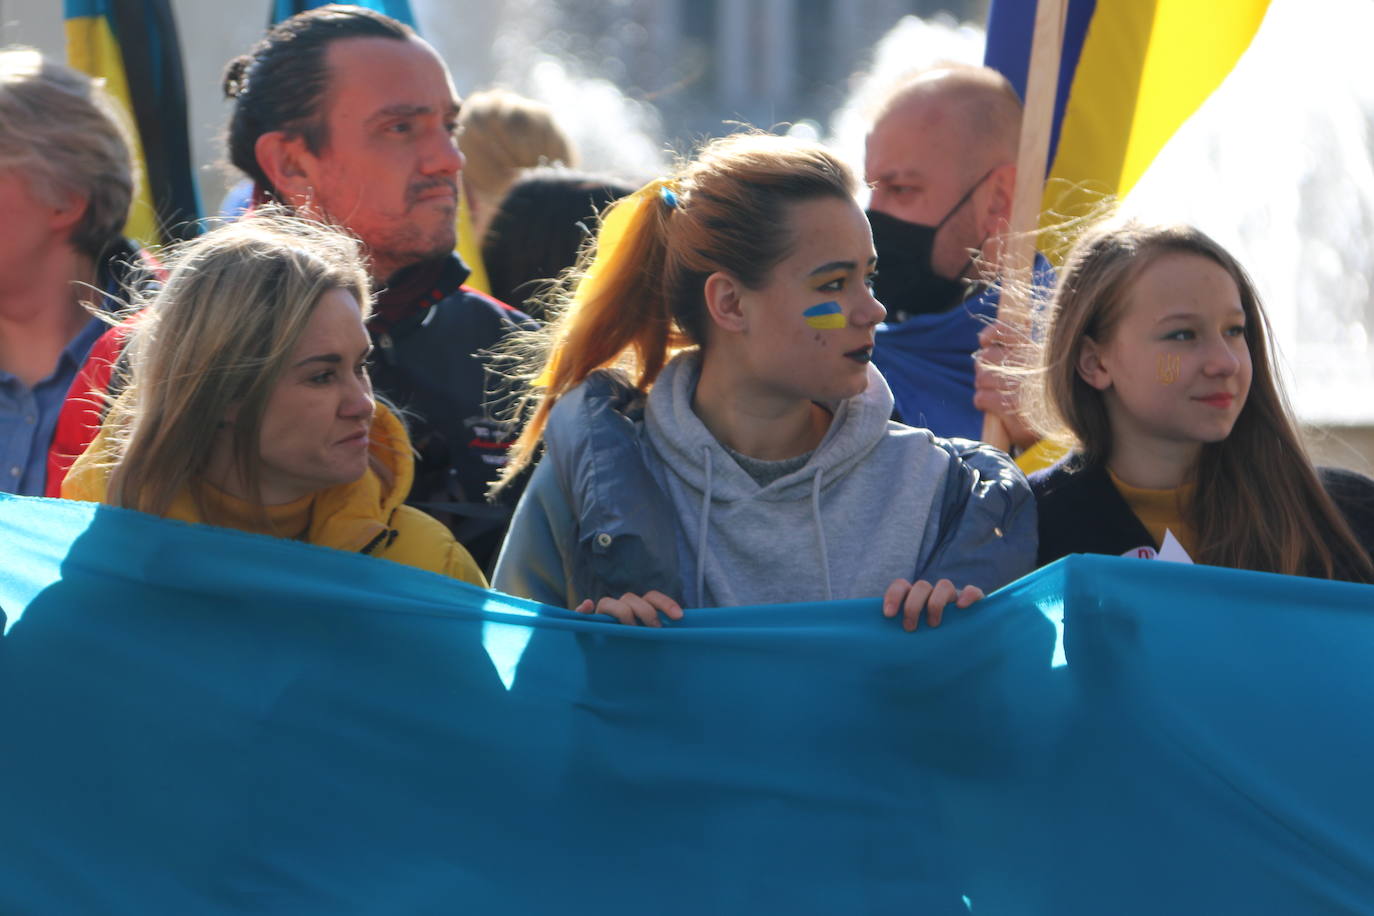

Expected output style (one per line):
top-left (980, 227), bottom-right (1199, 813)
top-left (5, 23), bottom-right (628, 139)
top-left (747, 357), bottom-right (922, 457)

top-left (2, 492), bottom-right (1373, 913)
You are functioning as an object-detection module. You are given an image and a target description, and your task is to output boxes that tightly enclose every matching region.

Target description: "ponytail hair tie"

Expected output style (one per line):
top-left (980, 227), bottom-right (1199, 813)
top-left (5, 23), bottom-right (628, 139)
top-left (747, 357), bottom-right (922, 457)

top-left (659, 184), bottom-right (679, 210)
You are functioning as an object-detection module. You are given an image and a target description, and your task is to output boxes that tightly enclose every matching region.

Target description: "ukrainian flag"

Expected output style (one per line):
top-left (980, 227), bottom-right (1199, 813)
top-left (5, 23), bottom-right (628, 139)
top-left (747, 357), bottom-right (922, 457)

top-left (985, 0), bottom-right (1271, 239)
top-left (64, 0), bottom-right (202, 246)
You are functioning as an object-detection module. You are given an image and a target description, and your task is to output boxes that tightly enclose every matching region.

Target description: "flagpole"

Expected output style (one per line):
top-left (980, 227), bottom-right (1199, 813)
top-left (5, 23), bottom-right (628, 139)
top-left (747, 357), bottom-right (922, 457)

top-left (980, 0), bottom-right (1066, 451)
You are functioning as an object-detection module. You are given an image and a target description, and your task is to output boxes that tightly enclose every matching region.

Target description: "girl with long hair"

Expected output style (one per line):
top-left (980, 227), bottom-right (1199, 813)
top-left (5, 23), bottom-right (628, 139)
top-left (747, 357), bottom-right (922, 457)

top-left (491, 133), bottom-right (1035, 627)
top-left (1027, 219), bottom-right (1374, 582)
top-left (63, 214), bottom-right (486, 585)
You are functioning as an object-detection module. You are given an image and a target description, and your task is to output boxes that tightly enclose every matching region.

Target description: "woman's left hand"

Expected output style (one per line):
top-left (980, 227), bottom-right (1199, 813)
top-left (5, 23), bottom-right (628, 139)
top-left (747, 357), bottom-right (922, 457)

top-left (881, 578), bottom-right (984, 632)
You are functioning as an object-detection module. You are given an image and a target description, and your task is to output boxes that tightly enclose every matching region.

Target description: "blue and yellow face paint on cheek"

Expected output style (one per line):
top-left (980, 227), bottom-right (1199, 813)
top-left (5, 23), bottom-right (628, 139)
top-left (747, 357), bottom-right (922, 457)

top-left (803, 301), bottom-right (847, 330)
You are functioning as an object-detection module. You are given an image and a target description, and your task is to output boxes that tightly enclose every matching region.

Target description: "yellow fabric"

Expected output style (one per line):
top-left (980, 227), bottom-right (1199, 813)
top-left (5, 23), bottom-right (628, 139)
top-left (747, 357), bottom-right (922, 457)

top-left (455, 189), bottom-right (491, 295)
top-left (1045, 0), bottom-right (1270, 236)
top-left (63, 405), bottom-right (487, 587)
top-left (64, 15), bottom-right (160, 246)
top-left (1014, 438), bottom-right (1071, 476)
top-left (1107, 468), bottom-right (1198, 558)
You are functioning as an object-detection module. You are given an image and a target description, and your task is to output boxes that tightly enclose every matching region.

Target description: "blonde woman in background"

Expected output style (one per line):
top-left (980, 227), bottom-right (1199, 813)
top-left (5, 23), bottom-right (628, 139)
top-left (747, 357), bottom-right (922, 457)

top-left (458, 88), bottom-right (577, 245)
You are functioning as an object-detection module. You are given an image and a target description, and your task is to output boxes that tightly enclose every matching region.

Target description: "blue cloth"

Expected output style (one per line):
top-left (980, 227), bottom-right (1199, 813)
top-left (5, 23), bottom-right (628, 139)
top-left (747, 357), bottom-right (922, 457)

top-left (4, 491), bottom-right (1374, 913)
top-left (0, 316), bottom-right (107, 496)
top-left (872, 257), bottom-right (1054, 439)
top-left (871, 287), bottom-right (998, 439)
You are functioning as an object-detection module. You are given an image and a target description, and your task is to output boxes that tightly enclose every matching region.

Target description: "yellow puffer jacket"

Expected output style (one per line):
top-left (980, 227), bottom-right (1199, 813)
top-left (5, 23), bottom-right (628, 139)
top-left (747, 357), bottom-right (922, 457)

top-left (63, 405), bottom-right (487, 587)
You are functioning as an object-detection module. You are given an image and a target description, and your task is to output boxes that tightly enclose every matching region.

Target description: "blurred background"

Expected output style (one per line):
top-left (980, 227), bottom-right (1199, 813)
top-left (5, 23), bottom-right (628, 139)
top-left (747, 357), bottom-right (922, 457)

top-left (3, 0), bottom-right (1371, 468)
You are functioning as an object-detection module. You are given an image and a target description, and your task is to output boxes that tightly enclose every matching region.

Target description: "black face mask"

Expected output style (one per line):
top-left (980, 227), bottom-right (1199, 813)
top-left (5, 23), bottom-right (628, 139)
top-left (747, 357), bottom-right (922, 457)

top-left (866, 168), bottom-right (993, 322)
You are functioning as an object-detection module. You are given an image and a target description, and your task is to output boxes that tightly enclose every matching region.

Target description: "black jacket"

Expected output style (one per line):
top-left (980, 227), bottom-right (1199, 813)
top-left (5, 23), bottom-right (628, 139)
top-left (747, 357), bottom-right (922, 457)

top-left (367, 254), bottom-right (533, 570)
top-left (1031, 455), bottom-right (1374, 583)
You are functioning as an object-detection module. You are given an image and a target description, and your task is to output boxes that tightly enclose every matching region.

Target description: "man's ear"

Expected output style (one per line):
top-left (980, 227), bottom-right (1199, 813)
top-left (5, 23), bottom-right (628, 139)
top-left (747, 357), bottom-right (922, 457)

top-left (254, 130), bottom-right (316, 207)
top-left (49, 190), bottom-right (89, 235)
top-left (979, 162), bottom-right (1016, 237)
top-left (703, 271), bottom-right (748, 334)
top-left (1076, 336), bottom-right (1113, 391)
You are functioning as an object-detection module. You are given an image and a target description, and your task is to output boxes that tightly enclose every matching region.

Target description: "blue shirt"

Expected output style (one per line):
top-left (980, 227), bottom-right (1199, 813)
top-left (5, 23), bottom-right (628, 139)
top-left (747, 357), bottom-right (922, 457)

top-left (0, 315), bottom-right (109, 496)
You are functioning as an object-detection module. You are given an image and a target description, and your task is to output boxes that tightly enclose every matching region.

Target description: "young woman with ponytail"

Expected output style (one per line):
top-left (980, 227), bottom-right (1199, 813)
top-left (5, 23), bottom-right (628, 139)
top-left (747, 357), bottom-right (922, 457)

top-left (491, 133), bottom-right (1035, 627)
top-left (1027, 220), bottom-right (1374, 582)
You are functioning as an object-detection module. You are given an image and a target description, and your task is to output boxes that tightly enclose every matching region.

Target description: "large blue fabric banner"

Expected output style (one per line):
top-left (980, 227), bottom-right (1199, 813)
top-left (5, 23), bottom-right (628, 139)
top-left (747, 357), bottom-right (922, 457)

top-left (2, 492), bottom-right (1373, 914)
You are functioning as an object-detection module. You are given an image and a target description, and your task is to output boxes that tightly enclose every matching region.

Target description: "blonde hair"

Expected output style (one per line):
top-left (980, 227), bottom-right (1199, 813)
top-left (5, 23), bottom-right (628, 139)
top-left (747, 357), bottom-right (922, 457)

top-left (0, 46), bottom-right (135, 256)
top-left (1032, 219), bottom-right (1373, 581)
top-left (496, 132), bottom-right (857, 486)
top-left (458, 89), bottom-right (575, 213)
top-left (101, 212), bottom-right (372, 521)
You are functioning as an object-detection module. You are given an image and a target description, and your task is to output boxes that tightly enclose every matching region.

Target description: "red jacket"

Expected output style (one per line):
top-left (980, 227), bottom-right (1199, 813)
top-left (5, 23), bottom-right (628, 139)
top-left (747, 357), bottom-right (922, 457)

top-left (44, 243), bottom-right (161, 497)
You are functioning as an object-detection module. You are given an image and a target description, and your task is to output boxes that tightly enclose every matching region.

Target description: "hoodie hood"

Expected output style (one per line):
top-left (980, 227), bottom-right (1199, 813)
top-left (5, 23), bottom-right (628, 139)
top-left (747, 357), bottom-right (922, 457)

top-left (643, 351), bottom-right (897, 504)
top-left (641, 351), bottom-right (948, 607)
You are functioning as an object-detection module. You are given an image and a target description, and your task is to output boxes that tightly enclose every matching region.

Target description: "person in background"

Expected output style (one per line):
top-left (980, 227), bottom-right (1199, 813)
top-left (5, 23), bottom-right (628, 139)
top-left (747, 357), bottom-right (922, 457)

top-left (481, 169), bottom-right (635, 320)
top-left (64, 214), bottom-right (486, 585)
top-left (491, 133), bottom-right (1034, 627)
top-left (1026, 219), bottom-right (1374, 582)
top-left (863, 64), bottom-right (1043, 446)
top-left (458, 88), bottom-right (577, 247)
top-left (0, 48), bottom-right (149, 497)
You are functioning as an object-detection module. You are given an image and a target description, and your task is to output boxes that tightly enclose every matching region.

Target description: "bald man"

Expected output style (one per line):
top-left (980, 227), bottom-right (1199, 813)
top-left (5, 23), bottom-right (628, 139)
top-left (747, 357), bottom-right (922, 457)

top-left (864, 64), bottom-right (1032, 441)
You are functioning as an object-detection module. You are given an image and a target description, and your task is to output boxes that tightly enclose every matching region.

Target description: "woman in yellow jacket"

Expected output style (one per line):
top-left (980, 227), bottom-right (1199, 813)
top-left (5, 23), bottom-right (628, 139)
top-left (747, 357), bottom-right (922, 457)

top-left (63, 213), bottom-right (485, 586)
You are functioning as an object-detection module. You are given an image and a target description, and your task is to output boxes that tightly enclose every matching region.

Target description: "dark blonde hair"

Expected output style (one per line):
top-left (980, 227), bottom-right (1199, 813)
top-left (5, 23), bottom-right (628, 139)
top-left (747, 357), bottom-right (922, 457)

top-left (102, 213), bottom-right (371, 520)
top-left (458, 89), bottom-right (575, 208)
top-left (1035, 220), bottom-right (1373, 581)
top-left (497, 132), bottom-right (857, 485)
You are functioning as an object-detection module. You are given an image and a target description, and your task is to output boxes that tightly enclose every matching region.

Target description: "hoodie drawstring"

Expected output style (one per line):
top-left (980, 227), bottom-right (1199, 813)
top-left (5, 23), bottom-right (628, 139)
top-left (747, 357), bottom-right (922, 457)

top-left (811, 467), bottom-right (832, 601)
top-left (696, 446), bottom-right (713, 603)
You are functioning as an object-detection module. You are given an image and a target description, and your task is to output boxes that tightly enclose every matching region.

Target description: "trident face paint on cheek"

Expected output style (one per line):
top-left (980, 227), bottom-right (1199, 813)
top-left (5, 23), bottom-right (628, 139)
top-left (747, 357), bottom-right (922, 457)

top-left (803, 301), bottom-right (846, 329)
top-left (1157, 354), bottom-right (1181, 384)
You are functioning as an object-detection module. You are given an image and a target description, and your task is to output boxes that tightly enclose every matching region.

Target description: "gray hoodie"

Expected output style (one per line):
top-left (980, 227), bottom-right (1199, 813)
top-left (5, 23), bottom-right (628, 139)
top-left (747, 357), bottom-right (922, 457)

top-left (493, 352), bottom-right (1035, 609)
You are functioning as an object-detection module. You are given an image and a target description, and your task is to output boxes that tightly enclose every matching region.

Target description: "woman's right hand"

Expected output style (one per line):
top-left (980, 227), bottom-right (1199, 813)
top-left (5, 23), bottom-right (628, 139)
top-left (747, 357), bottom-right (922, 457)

top-left (575, 591), bottom-right (685, 627)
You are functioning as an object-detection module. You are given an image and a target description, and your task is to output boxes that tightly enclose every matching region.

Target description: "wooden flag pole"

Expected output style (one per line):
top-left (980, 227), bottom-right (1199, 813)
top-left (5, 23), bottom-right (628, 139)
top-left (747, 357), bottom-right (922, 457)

top-left (980, 0), bottom-right (1067, 451)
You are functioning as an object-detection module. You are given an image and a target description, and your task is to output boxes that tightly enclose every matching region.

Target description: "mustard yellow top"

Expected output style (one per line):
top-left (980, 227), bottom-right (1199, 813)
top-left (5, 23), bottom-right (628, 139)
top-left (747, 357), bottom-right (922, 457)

top-left (63, 404), bottom-right (487, 587)
top-left (1108, 468), bottom-right (1198, 558)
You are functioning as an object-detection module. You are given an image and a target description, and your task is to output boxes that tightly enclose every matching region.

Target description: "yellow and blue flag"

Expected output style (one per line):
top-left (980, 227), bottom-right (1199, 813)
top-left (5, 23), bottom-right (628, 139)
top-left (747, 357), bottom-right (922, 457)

top-left (64, 0), bottom-right (202, 245)
top-left (984, 0), bottom-right (1270, 231)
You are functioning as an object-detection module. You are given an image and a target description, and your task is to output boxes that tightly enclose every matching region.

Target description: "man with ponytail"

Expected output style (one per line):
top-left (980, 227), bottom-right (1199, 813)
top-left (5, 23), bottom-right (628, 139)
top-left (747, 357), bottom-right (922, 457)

top-left (492, 133), bottom-right (1035, 626)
